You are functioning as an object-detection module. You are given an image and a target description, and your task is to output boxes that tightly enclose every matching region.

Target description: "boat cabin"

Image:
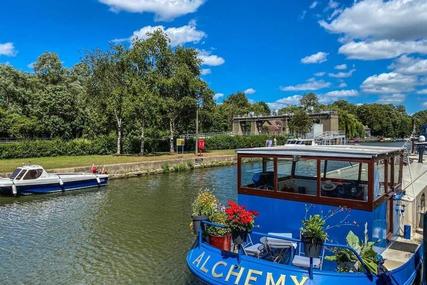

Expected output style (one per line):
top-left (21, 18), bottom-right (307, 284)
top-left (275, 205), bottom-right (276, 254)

top-left (9, 165), bottom-right (46, 181)
top-left (237, 145), bottom-right (404, 244)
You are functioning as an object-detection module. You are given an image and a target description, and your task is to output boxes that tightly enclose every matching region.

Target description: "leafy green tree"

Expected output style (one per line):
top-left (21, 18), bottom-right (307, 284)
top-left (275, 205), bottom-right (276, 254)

top-left (85, 46), bottom-right (134, 154)
top-left (300, 93), bottom-right (319, 112)
top-left (288, 109), bottom-right (313, 136)
top-left (250, 102), bottom-right (270, 115)
top-left (33, 52), bottom-right (66, 85)
top-left (338, 110), bottom-right (365, 139)
top-left (413, 110), bottom-right (427, 133)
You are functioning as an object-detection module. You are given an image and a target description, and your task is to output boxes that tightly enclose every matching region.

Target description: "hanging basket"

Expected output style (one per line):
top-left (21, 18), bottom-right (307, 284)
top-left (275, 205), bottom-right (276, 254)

top-left (302, 235), bottom-right (324, 258)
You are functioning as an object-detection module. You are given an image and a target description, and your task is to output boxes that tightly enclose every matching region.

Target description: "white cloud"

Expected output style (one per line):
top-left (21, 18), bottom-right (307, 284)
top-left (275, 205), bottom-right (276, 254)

top-left (338, 81), bottom-right (347, 88)
top-left (417, 89), bottom-right (427, 95)
top-left (301, 51), bottom-right (328, 64)
top-left (328, 68), bottom-right (356, 78)
top-left (244, 88), bottom-right (256, 95)
top-left (334, 64), bottom-right (347, 70)
top-left (268, 95), bottom-right (303, 110)
top-left (389, 55), bottom-right (427, 75)
top-left (320, 0), bottom-right (427, 41)
top-left (213, 93), bottom-right (224, 100)
top-left (200, 68), bottom-right (211, 75)
top-left (377, 94), bottom-right (406, 104)
top-left (197, 50), bottom-right (225, 66)
top-left (0, 42), bottom-right (16, 57)
top-left (131, 21), bottom-right (206, 46)
top-left (324, 89), bottom-right (358, 97)
top-left (361, 72), bottom-right (417, 94)
top-left (339, 39), bottom-right (427, 60)
top-left (99, 0), bottom-right (205, 21)
top-left (320, 0), bottom-right (427, 60)
top-left (281, 78), bottom-right (330, 91)
top-left (310, 1), bottom-right (318, 9)
top-left (327, 0), bottom-right (339, 10)
top-left (314, 72), bottom-right (326, 77)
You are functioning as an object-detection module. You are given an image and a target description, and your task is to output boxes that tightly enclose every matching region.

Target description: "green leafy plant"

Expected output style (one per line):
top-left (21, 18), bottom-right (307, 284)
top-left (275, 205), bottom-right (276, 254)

top-left (191, 189), bottom-right (218, 217)
top-left (206, 211), bottom-right (231, 237)
top-left (301, 215), bottom-right (327, 242)
top-left (326, 231), bottom-right (378, 274)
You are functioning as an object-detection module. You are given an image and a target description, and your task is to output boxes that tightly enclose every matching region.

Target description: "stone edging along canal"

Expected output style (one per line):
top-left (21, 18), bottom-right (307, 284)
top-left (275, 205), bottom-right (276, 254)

top-left (0, 154), bottom-right (237, 180)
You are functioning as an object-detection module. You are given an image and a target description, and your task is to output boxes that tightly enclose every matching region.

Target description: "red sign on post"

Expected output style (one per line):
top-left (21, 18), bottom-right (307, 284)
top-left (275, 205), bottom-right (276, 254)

top-left (197, 138), bottom-right (206, 153)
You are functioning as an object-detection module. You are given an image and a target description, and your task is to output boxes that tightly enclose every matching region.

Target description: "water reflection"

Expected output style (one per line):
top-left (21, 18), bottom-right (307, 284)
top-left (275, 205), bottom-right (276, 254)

top-left (0, 166), bottom-right (236, 284)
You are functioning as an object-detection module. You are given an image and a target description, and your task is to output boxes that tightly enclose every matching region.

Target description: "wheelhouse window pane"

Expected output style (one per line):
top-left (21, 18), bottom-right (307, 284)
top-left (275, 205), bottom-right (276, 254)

top-left (23, 169), bottom-right (43, 180)
top-left (241, 157), bottom-right (275, 191)
top-left (10, 168), bottom-right (22, 179)
top-left (279, 158), bottom-right (317, 196)
top-left (15, 170), bottom-right (26, 180)
top-left (320, 160), bottom-right (368, 201)
top-left (393, 155), bottom-right (402, 189)
top-left (374, 160), bottom-right (386, 199)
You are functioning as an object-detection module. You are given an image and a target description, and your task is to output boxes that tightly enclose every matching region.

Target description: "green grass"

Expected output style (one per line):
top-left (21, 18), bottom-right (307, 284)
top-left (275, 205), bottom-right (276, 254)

top-left (0, 149), bottom-right (235, 173)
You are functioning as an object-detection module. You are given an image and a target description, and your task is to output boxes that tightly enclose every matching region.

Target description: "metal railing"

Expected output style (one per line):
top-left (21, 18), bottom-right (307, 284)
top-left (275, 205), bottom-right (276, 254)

top-left (197, 221), bottom-right (375, 280)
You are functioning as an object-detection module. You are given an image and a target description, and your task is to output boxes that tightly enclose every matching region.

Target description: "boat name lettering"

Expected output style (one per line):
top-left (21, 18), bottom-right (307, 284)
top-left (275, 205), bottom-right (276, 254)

top-left (192, 251), bottom-right (308, 285)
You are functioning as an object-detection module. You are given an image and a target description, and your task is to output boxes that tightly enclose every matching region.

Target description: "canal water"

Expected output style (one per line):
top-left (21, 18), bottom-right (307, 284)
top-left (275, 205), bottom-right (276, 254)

top-left (0, 142), bottom-right (405, 284)
top-left (0, 166), bottom-right (237, 285)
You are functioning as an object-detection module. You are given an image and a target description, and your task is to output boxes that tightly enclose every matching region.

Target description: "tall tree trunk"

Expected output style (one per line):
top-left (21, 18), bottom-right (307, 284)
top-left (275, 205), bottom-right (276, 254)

top-left (116, 116), bottom-right (122, 155)
top-left (140, 120), bottom-right (145, 156)
top-left (169, 118), bottom-right (175, 153)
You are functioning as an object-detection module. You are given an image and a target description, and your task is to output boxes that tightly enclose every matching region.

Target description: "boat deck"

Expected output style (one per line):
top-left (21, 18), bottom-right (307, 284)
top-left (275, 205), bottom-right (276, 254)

top-left (381, 234), bottom-right (422, 271)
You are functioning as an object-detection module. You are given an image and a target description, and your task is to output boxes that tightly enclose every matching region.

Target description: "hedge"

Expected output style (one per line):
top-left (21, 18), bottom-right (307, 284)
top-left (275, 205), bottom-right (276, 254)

top-left (0, 134), bottom-right (289, 159)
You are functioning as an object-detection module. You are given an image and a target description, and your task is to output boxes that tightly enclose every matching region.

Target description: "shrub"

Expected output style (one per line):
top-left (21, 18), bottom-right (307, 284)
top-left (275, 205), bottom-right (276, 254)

top-left (0, 134), bottom-right (289, 159)
top-left (0, 135), bottom-right (116, 159)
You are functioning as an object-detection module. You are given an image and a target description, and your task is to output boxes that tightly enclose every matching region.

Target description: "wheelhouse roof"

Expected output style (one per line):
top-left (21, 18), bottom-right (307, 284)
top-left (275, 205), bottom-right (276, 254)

top-left (236, 145), bottom-right (403, 159)
top-left (17, 165), bottom-right (44, 170)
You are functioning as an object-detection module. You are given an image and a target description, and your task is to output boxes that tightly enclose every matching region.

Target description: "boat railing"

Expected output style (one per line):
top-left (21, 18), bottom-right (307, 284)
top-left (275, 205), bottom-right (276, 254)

top-left (198, 221), bottom-right (374, 279)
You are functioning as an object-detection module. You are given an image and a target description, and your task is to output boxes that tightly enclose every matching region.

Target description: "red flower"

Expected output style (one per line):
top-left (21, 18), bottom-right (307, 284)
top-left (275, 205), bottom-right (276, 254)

top-left (224, 200), bottom-right (258, 231)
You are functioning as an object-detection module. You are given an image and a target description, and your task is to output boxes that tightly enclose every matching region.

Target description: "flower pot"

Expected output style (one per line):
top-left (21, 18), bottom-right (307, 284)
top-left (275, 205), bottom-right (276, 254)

top-left (209, 234), bottom-right (231, 251)
top-left (192, 215), bottom-right (208, 234)
top-left (302, 236), bottom-right (324, 258)
top-left (231, 229), bottom-right (249, 245)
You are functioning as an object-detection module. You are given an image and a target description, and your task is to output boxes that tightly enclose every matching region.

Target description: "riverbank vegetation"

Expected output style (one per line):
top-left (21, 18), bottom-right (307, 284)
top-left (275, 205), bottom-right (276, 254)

top-left (0, 134), bottom-right (287, 159)
top-left (0, 31), bottom-right (425, 157)
top-left (0, 149), bottom-right (235, 173)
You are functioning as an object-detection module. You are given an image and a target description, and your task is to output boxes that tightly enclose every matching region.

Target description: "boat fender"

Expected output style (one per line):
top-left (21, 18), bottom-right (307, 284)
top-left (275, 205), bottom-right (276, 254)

top-left (96, 176), bottom-right (101, 186)
top-left (58, 175), bottom-right (65, 191)
top-left (11, 183), bottom-right (17, 196)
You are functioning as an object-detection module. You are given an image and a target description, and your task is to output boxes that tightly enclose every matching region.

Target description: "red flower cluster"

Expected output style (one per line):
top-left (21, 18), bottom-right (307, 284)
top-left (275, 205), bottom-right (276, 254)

top-left (225, 200), bottom-right (258, 231)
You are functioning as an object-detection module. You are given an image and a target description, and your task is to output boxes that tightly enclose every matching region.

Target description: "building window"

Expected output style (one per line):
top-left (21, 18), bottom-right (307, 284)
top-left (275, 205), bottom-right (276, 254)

top-left (320, 160), bottom-right (368, 201)
top-left (241, 157), bottom-right (275, 191)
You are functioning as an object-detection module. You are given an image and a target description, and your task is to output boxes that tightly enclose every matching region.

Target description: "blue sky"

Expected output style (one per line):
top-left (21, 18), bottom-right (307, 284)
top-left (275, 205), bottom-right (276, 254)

top-left (0, 0), bottom-right (426, 113)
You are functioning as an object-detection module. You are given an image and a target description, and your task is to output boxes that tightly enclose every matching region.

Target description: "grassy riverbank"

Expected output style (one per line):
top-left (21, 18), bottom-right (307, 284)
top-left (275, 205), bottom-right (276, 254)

top-left (0, 150), bottom-right (235, 173)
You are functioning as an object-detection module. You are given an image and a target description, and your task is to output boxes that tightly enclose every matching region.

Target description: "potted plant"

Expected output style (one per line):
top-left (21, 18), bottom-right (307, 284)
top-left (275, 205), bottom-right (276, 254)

top-left (191, 189), bottom-right (218, 234)
top-left (301, 215), bottom-right (327, 258)
top-left (225, 200), bottom-right (258, 245)
top-left (207, 211), bottom-right (231, 251)
top-left (326, 231), bottom-right (378, 274)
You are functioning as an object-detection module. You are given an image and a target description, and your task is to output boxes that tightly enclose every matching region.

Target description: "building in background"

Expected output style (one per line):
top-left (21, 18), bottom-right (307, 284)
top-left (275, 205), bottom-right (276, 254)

top-left (232, 111), bottom-right (339, 136)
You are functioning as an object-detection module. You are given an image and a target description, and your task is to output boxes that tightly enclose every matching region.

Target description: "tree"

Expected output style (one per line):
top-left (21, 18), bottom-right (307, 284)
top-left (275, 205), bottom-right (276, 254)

top-left (85, 46), bottom-right (133, 154)
top-left (288, 109), bottom-right (313, 136)
top-left (300, 93), bottom-right (319, 112)
top-left (250, 102), bottom-right (270, 115)
top-left (33, 52), bottom-right (66, 85)
top-left (413, 110), bottom-right (427, 133)
top-left (338, 110), bottom-right (365, 139)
